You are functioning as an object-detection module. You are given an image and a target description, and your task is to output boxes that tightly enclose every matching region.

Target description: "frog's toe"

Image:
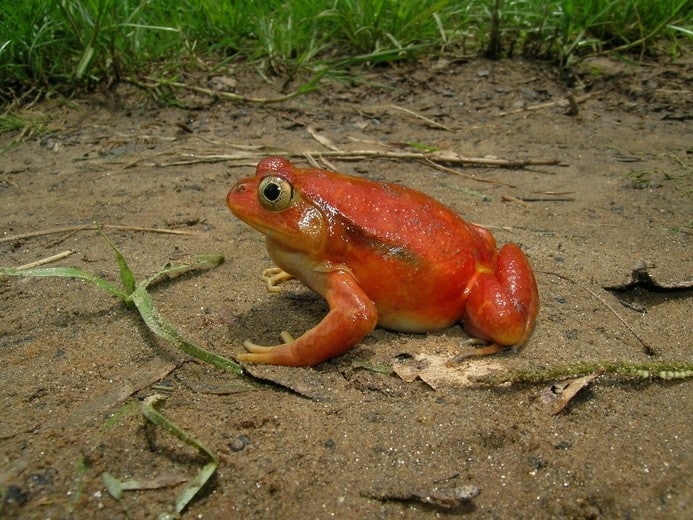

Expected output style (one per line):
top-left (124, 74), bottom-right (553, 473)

top-left (449, 342), bottom-right (512, 364)
top-left (262, 268), bottom-right (294, 292)
top-left (243, 331), bottom-right (295, 353)
top-left (241, 341), bottom-right (276, 354)
top-left (236, 351), bottom-right (287, 364)
top-left (236, 341), bottom-right (302, 366)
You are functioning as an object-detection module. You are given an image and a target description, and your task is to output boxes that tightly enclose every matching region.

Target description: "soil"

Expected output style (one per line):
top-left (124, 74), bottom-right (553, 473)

top-left (1, 57), bottom-right (691, 519)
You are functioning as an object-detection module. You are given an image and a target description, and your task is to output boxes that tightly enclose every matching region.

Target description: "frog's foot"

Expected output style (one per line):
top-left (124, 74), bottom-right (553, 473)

top-left (262, 267), bottom-right (294, 293)
top-left (237, 269), bottom-right (377, 366)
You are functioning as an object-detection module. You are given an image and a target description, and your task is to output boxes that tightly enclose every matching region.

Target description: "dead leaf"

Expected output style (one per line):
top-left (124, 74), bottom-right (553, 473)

top-left (241, 363), bottom-right (347, 402)
top-left (541, 374), bottom-right (597, 415)
top-left (392, 353), bottom-right (505, 389)
top-left (604, 260), bottom-right (693, 292)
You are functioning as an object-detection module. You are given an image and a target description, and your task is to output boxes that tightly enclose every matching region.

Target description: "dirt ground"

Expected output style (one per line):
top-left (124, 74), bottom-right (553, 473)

top-left (1, 57), bottom-right (691, 519)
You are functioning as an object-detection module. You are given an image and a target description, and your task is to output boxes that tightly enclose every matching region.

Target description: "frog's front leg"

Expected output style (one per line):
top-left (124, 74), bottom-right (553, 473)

top-left (237, 269), bottom-right (378, 366)
top-left (461, 242), bottom-right (539, 352)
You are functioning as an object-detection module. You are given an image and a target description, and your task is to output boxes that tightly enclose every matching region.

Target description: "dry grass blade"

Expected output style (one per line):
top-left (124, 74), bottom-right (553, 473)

top-left (15, 250), bottom-right (76, 269)
top-left (424, 158), bottom-right (516, 187)
top-left (387, 104), bottom-right (454, 131)
top-left (0, 224), bottom-right (199, 244)
top-left (498, 92), bottom-right (598, 116)
top-left (127, 73), bottom-right (323, 104)
top-left (307, 126), bottom-right (341, 151)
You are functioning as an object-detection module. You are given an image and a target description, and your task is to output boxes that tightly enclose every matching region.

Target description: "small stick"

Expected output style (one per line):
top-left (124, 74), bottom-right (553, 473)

top-left (542, 271), bottom-right (658, 356)
top-left (317, 154), bottom-right (339, 172)
top-left (388, 104), bottom-right (454, 132)
top-left (516, 197), bottom-right (575, 202)
top-left (306, 126), bottom-right (341, 151)
top-left (0, 224), bottom-right (199, 244)
top-left (423, 157), bottom-right (515, 187)
top-left (500, 195), bottom-right (531, 208)
top-left (155, 149), bottom-right (561, 169)
top-left (497, 92), bottom-right (597, 116)
top-left (520, 197), bottom-right (575, 202)
top-left (303, 151), bottom-right (321, 169)
top-left (126, 76), bottom-right (318, 105)
top-left (15, 250), bottom-right (76, 270)
top-left (585, 287), bottom-right (657, 356)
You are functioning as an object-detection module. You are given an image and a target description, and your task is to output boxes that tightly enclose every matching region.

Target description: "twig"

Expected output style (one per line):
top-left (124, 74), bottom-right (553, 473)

top-left (126, 73), bottom-right (323, 104)
top-left (423, 157), bottom-right (515, 187)
top-left (156, 149), bottom-right (561, 169)
top-left (15, 250), bottom-right (76, 270)
top-left (1, 224), bottom-right (199, 244)
top-left (500, 195), bottom-right (531, 208)
top-left (585, 287), bottom-right (657, 356)
top-left (497, 92), bottom-right (598, 116)
top-left (303, 151), bottom-right (321, 168)
top-left (521, 197), bottom-right (575, 202)
top-left (306, 126), bottom-right (341, 151)
top-left (543, 271), bottom-right (657, 356)
top-left (388, 104), bottom-right (454, 132)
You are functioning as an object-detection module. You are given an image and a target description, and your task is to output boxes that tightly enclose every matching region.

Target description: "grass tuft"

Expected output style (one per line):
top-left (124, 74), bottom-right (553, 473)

top-left (0, 0), bottom-right (690, 104)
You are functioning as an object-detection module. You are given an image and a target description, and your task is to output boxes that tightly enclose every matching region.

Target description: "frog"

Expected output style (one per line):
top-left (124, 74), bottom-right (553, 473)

top-left (226, 156), bottom-right (539, 366)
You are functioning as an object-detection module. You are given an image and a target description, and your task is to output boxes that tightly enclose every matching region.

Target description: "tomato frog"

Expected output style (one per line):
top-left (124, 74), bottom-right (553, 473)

top-left (226, 156), bottom-right (539, 366)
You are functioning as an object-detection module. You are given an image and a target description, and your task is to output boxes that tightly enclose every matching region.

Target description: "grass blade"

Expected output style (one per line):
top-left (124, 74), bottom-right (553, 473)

top-left (138, 254), bottom-right (225, 291)
top-left (100, 232), bottom-right (137, 295)
top-left (141, 394), bottom-right (219, 515)
top-left (1, 236), bottom-right (240, 374)
top-left (0, 266), bottom-right (127, 301)
top-left (130, 285), bottom-right (243, 375)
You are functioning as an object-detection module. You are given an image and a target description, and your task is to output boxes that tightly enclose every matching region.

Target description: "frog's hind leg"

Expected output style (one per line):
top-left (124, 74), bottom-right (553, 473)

top-left (460, 242), bottom-right (539, 352)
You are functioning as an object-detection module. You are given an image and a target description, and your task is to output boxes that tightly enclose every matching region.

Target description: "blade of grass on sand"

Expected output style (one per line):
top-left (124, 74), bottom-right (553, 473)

top-left (0, 240), bottom-right (242, 375)
top-left (0, 266), bottom-right (128, 301)
top-left (130, 283), bottom-right (243, 375)
top-left (141, 394), bottom-right (219, 516)
top-left (100, 230), bottom-right (137, 294)
top-left (102, 394), bottom-right (218, 515)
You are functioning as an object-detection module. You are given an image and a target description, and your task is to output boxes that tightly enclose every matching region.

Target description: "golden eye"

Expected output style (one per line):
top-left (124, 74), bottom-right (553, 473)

top-left (258, 176), bottom-right (293, 210)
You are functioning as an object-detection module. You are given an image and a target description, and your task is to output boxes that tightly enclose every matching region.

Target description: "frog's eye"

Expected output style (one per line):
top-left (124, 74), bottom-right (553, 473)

top-left (258, 176), bottom-right (293, 210)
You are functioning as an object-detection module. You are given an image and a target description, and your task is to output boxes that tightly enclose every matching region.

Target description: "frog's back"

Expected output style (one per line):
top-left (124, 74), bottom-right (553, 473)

top-left (297, 168), bottom-right (494, 264)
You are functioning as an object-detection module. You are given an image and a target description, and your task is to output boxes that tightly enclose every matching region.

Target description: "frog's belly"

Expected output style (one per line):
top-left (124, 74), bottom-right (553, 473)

top-left (376, 311), bottom-right (457, 333)
top-left (267, 243), bottom-right (469, 333)
top-left (374, 303), bottom-right (461, 333)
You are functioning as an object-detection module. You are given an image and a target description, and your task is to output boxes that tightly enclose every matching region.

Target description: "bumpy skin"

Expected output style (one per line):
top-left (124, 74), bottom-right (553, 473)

top-left (226, 156), bottom-right (539, 366)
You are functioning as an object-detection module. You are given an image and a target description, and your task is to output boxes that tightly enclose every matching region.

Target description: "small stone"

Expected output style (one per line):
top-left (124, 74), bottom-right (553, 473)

top-left (229, 435), bottom-right (251, 452)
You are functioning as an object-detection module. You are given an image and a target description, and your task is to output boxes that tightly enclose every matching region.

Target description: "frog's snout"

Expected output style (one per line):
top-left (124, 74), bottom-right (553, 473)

top-left (227, 181), bottom-right (247, 201)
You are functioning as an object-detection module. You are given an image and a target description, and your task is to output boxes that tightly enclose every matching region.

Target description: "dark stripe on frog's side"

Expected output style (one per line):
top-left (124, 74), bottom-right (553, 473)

top-left (337, 217), bottom-right (421, 265)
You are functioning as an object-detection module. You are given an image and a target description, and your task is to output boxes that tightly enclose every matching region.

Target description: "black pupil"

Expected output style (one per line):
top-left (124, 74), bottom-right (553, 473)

top-left (264, 182), bottom-right (281, 202)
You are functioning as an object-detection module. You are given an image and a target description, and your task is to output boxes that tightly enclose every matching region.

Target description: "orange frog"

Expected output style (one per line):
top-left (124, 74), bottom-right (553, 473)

top-left (226, 156), bottom-right (539, 366)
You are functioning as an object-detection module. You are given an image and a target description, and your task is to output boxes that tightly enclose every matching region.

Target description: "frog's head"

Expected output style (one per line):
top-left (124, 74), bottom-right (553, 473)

top-left (227, 156), bottom-right (327, 254)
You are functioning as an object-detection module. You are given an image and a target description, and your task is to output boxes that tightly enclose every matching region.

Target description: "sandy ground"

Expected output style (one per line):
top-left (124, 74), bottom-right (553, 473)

top-left (1, 57), bottom-right (691, 519)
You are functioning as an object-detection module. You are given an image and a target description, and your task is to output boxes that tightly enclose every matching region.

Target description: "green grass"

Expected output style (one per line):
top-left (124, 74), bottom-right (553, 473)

top-left (0, 0), bottom-right (690, 103)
